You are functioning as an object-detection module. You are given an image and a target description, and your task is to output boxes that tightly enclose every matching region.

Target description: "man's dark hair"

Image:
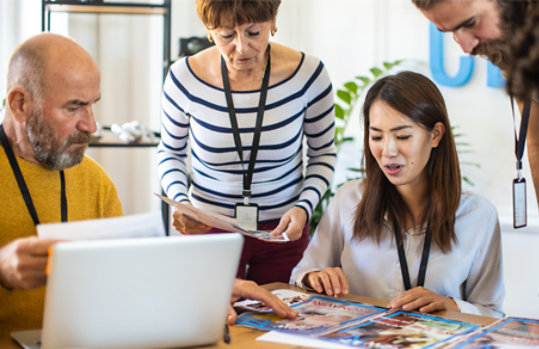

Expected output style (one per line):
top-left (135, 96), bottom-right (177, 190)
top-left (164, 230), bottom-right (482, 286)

top-left (507, 2), bottom-right (539, 100)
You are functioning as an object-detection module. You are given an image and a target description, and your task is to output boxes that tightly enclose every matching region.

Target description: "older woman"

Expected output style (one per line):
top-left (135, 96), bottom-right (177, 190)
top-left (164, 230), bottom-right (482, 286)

top-left (290, 72), bottom-right (504, 318)
top-left (157, 0), bottom-right (336, 284)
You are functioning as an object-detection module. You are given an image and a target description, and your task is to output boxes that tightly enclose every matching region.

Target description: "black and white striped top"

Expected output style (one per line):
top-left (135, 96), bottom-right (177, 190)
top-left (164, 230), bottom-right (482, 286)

top-left (157, 52), bottom-right (336, 222)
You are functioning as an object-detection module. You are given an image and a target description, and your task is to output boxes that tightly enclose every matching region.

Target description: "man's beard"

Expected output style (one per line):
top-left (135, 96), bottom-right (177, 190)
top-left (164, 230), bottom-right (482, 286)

top-left (26, 107), bottom-right (91, 171)
top-left (470, 37), bottom-right (511, 71)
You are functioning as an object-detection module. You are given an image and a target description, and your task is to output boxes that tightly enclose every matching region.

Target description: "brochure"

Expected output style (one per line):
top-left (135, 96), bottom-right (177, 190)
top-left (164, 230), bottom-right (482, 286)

top-left (236, 294), bottom-right (387, 335)
top-left (236, 289), bottom-right (480, 348)
top-left (155, 193), bottom-right (287, 241)
top-left (234, 289), bottom-right (311, 313)
top-left (319, 310), bottom-right (479, 348)
top-left (450, 316), bottom-right (539, 348)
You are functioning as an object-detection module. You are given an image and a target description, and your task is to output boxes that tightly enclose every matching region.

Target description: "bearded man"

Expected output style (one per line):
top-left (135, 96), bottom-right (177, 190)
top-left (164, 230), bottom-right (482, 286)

top-left (0, 33), bottom-right (124, 337)
top-left (0, 33), bottom-right (297, 342)
top-left (412, 0), bottom-right (539, 210)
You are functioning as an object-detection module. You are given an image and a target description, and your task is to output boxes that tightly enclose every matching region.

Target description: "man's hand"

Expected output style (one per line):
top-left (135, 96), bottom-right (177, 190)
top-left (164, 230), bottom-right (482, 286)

top-left (304, 267), bottom-right (350, 297)
top-left (388, 286), bottom-right (459, 313)
top-left (227, 279), bottom-right (298, 324)
top-left (0, 237), bottom-right (57, 289)
top-left (269, 206), bottom-right (307, 241)
top-left (172, 203), bottom-right (212, 235)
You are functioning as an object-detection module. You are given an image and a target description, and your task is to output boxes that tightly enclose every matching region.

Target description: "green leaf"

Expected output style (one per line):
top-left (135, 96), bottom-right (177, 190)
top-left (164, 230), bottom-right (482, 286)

top-left (355, 76), bottom-right (370, 86)
top-left (337, 89), bottom-right (352, 105)
top-left (334, 104), bottom-right (345, 119)
top-left (462, 176), bottom-right (475, 186)
top-left (370, 67), bottom-right (383, 78)
top-left (460, 161), bottom-right (481, 168)
top-left (382, 62), bottom-right (393, 70)
top-left (343, 82), bottom-right (358, 95)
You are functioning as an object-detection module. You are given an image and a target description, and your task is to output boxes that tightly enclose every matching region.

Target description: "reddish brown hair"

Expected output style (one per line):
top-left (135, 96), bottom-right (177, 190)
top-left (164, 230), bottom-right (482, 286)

top-left (196, 0), bottom-right (281, 29)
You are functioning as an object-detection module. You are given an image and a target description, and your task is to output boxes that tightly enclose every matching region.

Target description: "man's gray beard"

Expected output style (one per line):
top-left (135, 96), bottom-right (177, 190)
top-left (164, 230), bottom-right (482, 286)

top-left (26, 107), bottom-right (90, 171)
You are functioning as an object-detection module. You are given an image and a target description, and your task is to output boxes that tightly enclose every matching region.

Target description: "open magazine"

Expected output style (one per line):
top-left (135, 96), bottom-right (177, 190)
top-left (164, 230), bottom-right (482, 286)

top-left (155, 193), bottom-right (287, 241)
top-left (449, 316), bottom-right (539, 348)
top-left (235, 289), bottom-right (480, 348)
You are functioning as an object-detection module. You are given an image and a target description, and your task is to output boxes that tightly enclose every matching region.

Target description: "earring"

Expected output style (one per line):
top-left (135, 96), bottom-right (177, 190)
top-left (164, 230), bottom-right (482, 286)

top-left (271, 27), bottom-right (277, 37)
top-left (207, 33), bottom-right (213, 43)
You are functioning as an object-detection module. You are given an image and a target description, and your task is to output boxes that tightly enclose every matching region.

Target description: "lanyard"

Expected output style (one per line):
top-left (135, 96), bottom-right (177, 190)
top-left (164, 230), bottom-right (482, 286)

top-left (0, 125), bottom-right (67, 225)
top-left (221, 47), bottom-right (271, 204)
top-left (511, 99), bottom-right (531, 177)
top-left (393, 221), bottom-right (432, 290)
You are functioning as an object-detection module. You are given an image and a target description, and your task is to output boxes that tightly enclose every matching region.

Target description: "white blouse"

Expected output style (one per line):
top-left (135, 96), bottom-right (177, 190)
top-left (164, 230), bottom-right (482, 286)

top-left (290, 179), bottom-right (505, 318)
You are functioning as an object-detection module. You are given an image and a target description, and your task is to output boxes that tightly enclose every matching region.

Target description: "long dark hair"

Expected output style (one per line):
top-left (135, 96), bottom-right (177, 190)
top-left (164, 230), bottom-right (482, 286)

top-left (354, 71), bottom-right (461, 253)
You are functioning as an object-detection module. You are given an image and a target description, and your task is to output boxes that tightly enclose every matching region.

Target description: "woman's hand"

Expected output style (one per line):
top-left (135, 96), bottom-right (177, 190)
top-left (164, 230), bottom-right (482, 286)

top-left (270, 206), bottom-right (307, 241)
top-left (388, 286), bottom-right (459, 313)
top-left (172, 203), bottom-right (212, 235)
top-left (227, 279), bottom-right (298, 324)
top-left (304, 267), bottom-right (350, 297)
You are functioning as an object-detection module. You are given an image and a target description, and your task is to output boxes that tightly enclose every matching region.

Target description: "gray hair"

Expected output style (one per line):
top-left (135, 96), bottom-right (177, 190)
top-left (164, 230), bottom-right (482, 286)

top-left (7, 44), bottom-right (45, 102)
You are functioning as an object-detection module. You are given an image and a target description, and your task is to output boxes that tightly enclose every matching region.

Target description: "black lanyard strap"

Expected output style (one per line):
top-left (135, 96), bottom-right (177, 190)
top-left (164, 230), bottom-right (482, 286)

top-left (393, 221), bottom-right (432, 290)
top-left (512, 99), bottom-right (531, 172)
top-left (0, 124), bottom-right (67, 225)
top-left (221, 46), bottom-right (271, 200)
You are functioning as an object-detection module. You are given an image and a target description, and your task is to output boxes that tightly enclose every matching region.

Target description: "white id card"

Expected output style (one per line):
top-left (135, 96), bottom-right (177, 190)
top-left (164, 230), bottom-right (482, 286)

top-left (513, 178), bottom-right (527, 228)
top-left (235, 204), bottom-right (259, 231)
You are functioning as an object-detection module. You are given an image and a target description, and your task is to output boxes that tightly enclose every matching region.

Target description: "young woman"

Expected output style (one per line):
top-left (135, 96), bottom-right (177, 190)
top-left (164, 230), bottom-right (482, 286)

top-left (290, 71), bottom-right (504, 318)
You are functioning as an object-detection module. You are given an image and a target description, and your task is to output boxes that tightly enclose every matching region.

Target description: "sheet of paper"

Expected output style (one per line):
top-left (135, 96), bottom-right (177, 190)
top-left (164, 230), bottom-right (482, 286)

top-left (257, 331), bottom-right (351, 349)
top-left (37, 211), bottom-right (165, 240)
top-left (155, 193), bottom-right (287, 241)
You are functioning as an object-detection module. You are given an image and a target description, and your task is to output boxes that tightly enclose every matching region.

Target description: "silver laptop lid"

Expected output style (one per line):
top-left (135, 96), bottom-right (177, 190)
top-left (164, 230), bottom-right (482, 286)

top-left (41, 234), bottom-right (243, 349)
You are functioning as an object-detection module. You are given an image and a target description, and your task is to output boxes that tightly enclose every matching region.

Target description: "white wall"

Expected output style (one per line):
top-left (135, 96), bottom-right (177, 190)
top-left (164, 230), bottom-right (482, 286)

top-left (1, 0), bottom-right (537, 318)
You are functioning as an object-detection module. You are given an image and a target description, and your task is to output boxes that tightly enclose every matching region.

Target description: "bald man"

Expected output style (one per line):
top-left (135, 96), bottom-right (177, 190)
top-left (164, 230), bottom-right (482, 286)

top-left (0, 33), bottom-right (296, 337)
top-left (0, 33), bottom-right (124, 336)
top-left (412, 0), bottom-right (539, 211)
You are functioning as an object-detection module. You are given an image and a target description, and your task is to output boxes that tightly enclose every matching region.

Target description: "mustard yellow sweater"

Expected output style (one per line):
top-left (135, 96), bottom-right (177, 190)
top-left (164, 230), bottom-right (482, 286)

top-left (0, 151), bottom-right (123, 338)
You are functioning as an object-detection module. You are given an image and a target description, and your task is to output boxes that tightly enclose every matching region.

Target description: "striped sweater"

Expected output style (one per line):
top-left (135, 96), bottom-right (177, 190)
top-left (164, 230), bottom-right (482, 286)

top-left (157, 52), bottom-right (336, 222)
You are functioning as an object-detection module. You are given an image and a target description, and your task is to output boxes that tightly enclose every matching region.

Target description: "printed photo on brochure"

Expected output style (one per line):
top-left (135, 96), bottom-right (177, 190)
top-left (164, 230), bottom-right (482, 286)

top-left (236, 295), bottom-right (387, 336)
top-left (234, 289), bottom-right (311, 313)
top-left (450, 316), bottom-right (539, 348)
top-left (319, 310), bottom-right (479, 348)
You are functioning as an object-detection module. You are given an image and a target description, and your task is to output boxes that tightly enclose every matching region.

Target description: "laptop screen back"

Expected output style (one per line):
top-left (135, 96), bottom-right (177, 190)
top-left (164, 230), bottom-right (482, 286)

top-left (41, 234), bottom-right (243, 349)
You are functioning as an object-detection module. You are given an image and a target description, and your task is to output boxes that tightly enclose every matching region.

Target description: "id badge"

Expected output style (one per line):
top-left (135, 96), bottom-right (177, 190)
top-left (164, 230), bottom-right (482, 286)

top-left (235, 203), bottom-right (259, 231)
top-left (513, 178), bottom-right (527, 228)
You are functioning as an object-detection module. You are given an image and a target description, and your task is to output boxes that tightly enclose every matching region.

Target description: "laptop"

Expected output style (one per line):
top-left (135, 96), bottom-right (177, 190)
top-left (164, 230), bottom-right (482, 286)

top-left (12, 233), bottom-right (244, 349)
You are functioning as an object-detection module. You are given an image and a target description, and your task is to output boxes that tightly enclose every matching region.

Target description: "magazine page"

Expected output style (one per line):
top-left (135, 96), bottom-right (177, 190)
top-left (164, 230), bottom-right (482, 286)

top-left (155, 193), bottom-right (287, 241)
top-left (236, 295), bottom-right (388, 336)
top-left (450, 316), bottom-right (539, 348)
top-left (234, 289), bottom-right (311, 313)
top-left (318, 310), bottom-right (480, 348)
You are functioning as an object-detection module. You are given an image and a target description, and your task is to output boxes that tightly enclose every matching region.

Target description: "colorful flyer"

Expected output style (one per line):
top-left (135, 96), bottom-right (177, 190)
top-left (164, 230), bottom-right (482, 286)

top-left (236, 295), bottom-right (387, 335)
top-left (451, 316), bottom-right (539, 348)
top-left (319, 310), bottom-right (479, 348)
